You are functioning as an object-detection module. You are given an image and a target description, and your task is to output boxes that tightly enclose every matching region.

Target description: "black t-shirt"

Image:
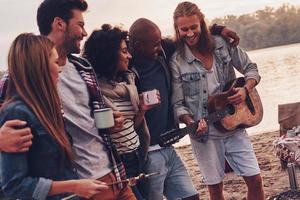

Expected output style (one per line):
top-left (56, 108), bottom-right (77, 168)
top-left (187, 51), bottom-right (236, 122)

top-left (134, 59), bottom-right (170, 145)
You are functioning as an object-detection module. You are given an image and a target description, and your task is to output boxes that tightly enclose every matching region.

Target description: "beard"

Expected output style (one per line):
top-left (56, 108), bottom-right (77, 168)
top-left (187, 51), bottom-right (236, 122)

top-left (63, 29), bottom-right (81, 54)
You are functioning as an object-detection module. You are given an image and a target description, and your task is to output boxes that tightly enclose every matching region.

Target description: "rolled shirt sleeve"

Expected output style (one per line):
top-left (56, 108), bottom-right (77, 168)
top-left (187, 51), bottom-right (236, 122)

top-left (32, 178), bottom-right (52, 200)
top-left (229, 45), bottom-right (261, 84)
top-left (1, 151), bottom-right (52, 199)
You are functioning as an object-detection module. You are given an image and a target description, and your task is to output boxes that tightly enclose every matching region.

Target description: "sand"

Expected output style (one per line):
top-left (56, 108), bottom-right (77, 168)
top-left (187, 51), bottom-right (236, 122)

top-left (175, 131), bottom-right (299, 200)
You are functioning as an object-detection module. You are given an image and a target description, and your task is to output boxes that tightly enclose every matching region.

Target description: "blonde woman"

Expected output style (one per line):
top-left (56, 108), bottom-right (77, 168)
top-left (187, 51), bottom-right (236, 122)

top-left (0, 33), bottom-right (108, 200)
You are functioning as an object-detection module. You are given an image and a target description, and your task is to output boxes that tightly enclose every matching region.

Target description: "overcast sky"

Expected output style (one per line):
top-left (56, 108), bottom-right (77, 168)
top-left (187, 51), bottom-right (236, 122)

top-left (0, 0), bottom-right (299, 69)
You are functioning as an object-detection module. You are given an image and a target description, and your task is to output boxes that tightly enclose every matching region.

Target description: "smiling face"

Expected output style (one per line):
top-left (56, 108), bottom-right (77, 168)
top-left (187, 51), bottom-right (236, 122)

top-left (116, 40), bottom-right (132, 72)
top-left (63, 9), bottom-right (87, 54)
top-left (176, 14), bottom-right (201, 49)
top-left (138, 27), bottom-right (162, 60)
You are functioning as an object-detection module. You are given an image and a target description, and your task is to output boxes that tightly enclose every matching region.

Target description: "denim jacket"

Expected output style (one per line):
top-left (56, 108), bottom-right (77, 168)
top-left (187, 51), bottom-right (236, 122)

top-left (0, 100), bottom-right (79, 200)
top-left (170, 36), bottom-right (260, 129)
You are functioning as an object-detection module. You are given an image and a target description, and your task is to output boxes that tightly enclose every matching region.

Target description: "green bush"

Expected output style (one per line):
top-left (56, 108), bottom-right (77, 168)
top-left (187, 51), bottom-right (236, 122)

top-left (211, 4), bottom-right (300, 50)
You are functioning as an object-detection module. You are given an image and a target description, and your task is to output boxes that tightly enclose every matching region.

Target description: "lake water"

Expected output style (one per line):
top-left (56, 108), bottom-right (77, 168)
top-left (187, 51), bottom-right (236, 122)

top-left (175, 43), bottom-right (300, 147)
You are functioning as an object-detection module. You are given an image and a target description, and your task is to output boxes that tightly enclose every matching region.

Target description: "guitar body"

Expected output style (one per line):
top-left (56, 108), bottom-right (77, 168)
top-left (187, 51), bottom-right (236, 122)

top-left (158, 77), bottom-right (263, 147)
top-left (208, 77), bottom-right (263, 132)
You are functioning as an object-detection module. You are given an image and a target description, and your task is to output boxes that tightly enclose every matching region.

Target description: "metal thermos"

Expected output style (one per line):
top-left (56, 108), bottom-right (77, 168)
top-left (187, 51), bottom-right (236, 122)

top-left (287, 162), bottom-right (298, 191)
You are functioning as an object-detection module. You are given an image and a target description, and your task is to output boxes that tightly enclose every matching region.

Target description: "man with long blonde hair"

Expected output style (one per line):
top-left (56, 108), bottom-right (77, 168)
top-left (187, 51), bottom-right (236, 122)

top-left (171, 2), bottom-right (264, 200)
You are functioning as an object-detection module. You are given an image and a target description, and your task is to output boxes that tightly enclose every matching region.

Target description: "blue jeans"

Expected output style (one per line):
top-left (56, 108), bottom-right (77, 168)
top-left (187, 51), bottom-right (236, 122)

top-left (144, 146), bottom-right (198, 200)
top-left (121, 149), bottom-right (146, 200)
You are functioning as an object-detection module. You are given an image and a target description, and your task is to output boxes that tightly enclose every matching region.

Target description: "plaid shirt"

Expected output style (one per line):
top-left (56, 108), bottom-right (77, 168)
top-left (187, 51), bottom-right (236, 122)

top-left (68, 55), bottom-right (126, 188)
top-left (0, 72), bottom-right (9, 108)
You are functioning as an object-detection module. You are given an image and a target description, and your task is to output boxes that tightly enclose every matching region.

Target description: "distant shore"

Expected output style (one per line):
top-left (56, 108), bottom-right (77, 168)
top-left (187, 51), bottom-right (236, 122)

top-left (175, 131), bottom-right (294, 200)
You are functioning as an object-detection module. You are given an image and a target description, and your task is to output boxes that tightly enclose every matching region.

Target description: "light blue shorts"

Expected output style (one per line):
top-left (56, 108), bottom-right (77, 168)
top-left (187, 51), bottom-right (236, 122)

top-left (144, 146), bottom-right (198, 200)
top-left (190, 130), bottom-right (261, 185)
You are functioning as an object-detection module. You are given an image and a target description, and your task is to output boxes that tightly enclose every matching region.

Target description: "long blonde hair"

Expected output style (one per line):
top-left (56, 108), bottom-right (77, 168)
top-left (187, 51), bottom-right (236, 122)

top-left (5, 33), bottom-right (73, 160)
top-left (173, 1), bottom-right (214, 58)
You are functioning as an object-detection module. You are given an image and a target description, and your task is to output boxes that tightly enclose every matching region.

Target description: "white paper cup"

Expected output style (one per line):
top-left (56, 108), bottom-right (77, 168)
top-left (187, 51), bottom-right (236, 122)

top-left (94, 108), bottom-right (115, 129)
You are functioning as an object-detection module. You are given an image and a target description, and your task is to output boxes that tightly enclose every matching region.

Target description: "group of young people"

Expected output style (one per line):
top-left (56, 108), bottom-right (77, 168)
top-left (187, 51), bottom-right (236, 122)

top-left (0, 0), bottom-right (265, 200)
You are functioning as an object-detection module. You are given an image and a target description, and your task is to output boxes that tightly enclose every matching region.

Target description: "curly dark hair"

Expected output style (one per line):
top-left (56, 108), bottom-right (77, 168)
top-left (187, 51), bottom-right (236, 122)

top-left (37, 0), bottom-right (88, 35)
top-left (83, 24), bottom-right (128, 80)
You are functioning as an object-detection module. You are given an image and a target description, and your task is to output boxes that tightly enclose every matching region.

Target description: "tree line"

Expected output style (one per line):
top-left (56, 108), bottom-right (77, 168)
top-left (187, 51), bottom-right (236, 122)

top-left (211, 4), bottom-right (300, 50)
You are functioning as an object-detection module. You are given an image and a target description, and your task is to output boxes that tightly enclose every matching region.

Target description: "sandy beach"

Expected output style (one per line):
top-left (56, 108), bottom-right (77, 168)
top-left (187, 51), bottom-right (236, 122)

top-left (175, 131), bottom-right (298, 200)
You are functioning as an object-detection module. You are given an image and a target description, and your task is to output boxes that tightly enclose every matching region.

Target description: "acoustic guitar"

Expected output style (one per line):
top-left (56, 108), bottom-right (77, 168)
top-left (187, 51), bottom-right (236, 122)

top-left (158, 77), bottom-right (263, 147)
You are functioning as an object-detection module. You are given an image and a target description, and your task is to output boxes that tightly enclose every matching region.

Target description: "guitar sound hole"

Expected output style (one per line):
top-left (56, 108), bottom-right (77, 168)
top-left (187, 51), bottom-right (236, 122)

top-left (226, 104), bottom-right (235, 115)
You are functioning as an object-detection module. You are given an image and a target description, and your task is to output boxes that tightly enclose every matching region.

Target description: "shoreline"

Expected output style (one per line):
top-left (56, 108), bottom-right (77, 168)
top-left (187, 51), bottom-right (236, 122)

top-left (175, 131), bottom-right (295, 199)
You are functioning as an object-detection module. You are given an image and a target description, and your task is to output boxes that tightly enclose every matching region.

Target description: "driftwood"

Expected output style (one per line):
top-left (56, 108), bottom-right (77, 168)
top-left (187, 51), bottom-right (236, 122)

top-left (278, 102), bottom-right (300, 136)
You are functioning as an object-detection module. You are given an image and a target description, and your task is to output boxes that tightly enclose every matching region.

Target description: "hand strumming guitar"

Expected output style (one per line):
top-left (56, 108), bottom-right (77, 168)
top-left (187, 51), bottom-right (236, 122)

top-left (227, 78), bottom-right (258, 105)
top-left (227, 87), bottom-right (247, 105)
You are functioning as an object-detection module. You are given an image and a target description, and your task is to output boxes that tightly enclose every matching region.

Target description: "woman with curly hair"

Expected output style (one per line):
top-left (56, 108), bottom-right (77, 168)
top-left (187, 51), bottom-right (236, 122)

top-left (83, 24), bottom-right (159, 200)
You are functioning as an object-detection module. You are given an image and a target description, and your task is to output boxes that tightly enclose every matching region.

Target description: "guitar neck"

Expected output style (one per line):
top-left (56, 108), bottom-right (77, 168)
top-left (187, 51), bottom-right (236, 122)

top-left (158, 111), bottom-right (225, 147)
top-left (182, 122), bottom-right (199, 136)
top-left (158, 121), bottom-right (198, 147)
